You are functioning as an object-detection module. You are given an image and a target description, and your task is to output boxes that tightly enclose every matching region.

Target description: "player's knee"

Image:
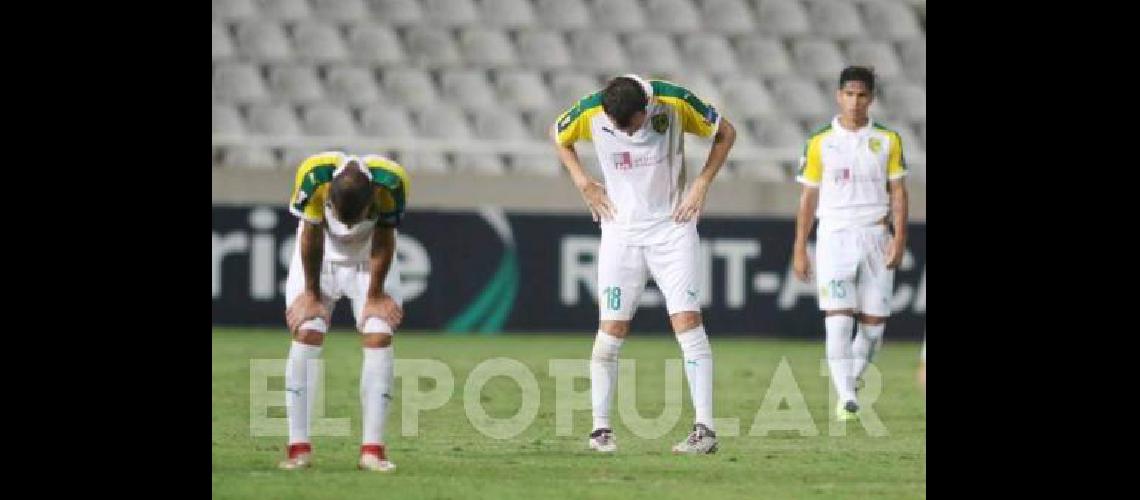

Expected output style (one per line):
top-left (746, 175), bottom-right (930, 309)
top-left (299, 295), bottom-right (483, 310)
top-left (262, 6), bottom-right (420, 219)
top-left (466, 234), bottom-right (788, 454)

top-left (825, 309), bottom-right (857, 317)
top-left (670, 311), bottom-right (702, 333)
top-left (294, 330), bottom-right (325, 346)
top-left (599, 320), bottom-right (630, 338)
top-left (362, 333), bottom-right (392, 348)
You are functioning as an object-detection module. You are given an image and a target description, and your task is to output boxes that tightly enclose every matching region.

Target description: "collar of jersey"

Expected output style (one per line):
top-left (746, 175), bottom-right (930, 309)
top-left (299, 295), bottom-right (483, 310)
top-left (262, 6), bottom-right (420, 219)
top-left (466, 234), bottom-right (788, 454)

top-left (831, 115), bottom-right (874, 137)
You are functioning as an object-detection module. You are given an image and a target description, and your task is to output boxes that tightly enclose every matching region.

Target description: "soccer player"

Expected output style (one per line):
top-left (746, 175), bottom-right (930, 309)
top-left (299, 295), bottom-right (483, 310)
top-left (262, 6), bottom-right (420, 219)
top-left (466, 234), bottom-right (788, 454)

top-left (552, 75), bottom-right (737, 454)
top-left (791, 66), bottom-right (909, 421)
top-left (278, 151), bottom-right (410, 472)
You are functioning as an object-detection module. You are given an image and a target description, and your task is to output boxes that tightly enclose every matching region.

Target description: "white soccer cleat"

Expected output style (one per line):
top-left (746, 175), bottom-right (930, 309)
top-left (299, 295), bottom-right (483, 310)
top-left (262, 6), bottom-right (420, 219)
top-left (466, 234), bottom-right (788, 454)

top-left (358, 445), bottom-right (396, 472)
top-left (587, 428), bottom-right (617, 453)
top-left (278, 443), bottom-right (313, 470)
top-left (672, 423), bottom-right (718, 454)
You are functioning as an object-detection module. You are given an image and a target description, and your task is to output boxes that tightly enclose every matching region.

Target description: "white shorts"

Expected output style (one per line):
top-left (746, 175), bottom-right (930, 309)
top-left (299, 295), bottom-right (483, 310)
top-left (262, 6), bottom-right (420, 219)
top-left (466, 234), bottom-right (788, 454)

top-left (597, 221), bottom-right (701, 321)
top-left (814, 224), bottom-right (894, 317)
top-left (284, 240), bottom-right (403, 334)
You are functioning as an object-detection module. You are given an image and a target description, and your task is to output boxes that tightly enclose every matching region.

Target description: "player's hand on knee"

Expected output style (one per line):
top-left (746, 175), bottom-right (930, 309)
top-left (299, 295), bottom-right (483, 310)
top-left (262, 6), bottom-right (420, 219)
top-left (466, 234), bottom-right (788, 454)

top-left (793, 247), bottom-right (812, 282)
top-left (286, 291), bottom-right (329, 334)
top-left (363, 293), bottom-right (404, 330)
top-left (579, 180), bottom-right (615, 222)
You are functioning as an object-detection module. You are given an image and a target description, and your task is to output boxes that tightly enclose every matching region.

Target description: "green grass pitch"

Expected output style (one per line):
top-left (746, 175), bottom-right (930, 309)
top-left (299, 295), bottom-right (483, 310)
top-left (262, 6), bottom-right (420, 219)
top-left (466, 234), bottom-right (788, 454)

top-left (212, 328), bottom-right (925, 499)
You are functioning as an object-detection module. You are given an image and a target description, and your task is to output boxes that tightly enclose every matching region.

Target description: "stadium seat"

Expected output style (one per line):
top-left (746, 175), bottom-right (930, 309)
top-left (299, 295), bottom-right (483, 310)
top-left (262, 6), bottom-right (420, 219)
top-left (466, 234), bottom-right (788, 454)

top-left (219, 145), bottom-right (277, 169)
top-left (792, 39), bottom-right (847, 79)
top-left (325, 65), bottom-right (383, 105)
top-left (674, 73), bottom-right (724, 110)
top-left (494, 70), bottom-right (552, 111)
top-left (770, 77), bottom-right (828, 119)
top-left (806, 0), bottom-right (865, 40)
top-left (682, 34), bottom-right (738, 76)
top-left (516, 30), bottom-right (572, 69)
top-left (898, 38), bottom-right (926, 81)
top-left (268, 64), bottom-right (326, 104)
top-left (422, 0), bottom-right (479, 26)
top-left (382, 68), bottom-right (439, 108)
top-left (407, 151), bottom-right (451, 174)
top-left (366, 0), bottom-right (424, 24)
top-left (917, 122), bottom-right (926, 149)
top-left (256, 0), bottom-right (311, 20)
top-left (644, 0), bottom-right (701, 33)
top-left (212, 104), bottom-right (245, 135)
top-left (455, 153), bottom-right (506, 174)
top-left (213, 22), bottom-right (234, 61)
top-left (754, 0), bottom-right (810, 37)
top-left (551, 72), bottom-right (600, 108)
top-left (471, 107), bottom-right (530, 140)
top-left (592, 0), bottom-right (647, 30)
top-left (441, 69), bottom-right (497, 110)
top-left (458, 28), bottom-right (518, 67)
top-left (359, 105), bottom-right (415, 137)
top-left (292, 22), bottom-right (347, 63)
top-left (302, 104), bottom-right (358, 136)
top-left (625, 32), bottom-right (682, 74)
top-left (415, 105), bottom-right (473, 139)
top-left (718, 76), bottom-right (777, 119)
top-left (509, 153), bottom-right (563, 176)
top-left (751, 116), bottom-right (804, 147)
top-left (862, 0), bottom-right (922, 41)
top-left (535, 0), bottom-right (592, 29)
top-left (525, 107), bottom-right (564, 140)
top-left (213, 0), bottom-right (257, 20)
top-left (881, 83), bottom-right (925, 122)
top-left (310, 0), bottom-right (368, 21)
top-left (213, 63), bottom-right (270, 103)
top-left (281, 146), bottom-right (317, 170)
top-left (347, 25), bottom-right (406, 65)
top-left (735, 161), bottom-right (788, 181)
top-left (734, 36), bottom-right (793, 77)
top-left (700, 0), bottom-right (755, 35)
top-left (569, 31), bottom-right (628, 71)
top-left (235, 21), bottom-right (293, 62)
top-left (845, 41), bottom-right (901, 79)
top-left (404, 27), bottom-right (461, 66)
top-left (247, 104), bottom-right (302, 135)
top-left (478, 0), bottom-right (537, 27)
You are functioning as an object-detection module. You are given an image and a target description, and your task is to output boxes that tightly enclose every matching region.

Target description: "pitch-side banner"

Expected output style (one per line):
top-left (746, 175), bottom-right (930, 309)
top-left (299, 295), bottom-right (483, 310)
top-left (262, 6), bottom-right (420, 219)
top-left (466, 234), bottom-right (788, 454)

top-left (213, 206), bottom-right (925, 339)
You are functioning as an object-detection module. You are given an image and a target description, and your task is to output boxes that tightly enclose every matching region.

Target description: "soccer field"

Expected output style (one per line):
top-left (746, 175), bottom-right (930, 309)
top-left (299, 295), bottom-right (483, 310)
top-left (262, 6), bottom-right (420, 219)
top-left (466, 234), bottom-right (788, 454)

top-left (212, 329), bottom-right (925, 499)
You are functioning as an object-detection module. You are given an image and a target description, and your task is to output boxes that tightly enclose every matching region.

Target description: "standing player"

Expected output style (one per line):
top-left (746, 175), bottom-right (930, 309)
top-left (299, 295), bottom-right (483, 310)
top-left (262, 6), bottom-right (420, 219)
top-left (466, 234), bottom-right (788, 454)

top-left (552, 75), bottom-right (737, 454)
top-left (791, 66), bottom-right (909, 421)
top-left (278, 151), bottom-right (410, 472)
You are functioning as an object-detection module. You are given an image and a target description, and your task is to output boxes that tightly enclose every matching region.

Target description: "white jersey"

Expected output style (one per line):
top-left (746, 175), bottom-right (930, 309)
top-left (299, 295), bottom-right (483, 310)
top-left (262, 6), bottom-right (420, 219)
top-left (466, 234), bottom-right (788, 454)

top-left (288, 151), bottom-right (411, 262)
top-left (554, 78), bottom-right (720, 243)
top-left (795, 116), bottom-right (908, 232)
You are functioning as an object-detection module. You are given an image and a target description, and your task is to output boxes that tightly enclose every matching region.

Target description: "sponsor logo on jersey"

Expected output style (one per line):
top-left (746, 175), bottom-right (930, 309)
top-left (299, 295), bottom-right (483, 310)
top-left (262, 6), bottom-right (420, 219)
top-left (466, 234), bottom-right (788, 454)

top-left (613, 151), bottom-right (633, 170)
top-left (651, 113), bottom-right (669, 134)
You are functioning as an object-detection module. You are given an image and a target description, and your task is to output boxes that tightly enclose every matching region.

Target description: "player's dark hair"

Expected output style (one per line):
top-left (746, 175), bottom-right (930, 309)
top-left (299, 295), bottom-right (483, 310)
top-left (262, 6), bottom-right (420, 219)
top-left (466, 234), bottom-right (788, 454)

top-left (329, 162), bottom-right (373, 223)
top-left (602, 76), bottom-right (649, 129)
top-left (839, 66), bottom-right (875, 92)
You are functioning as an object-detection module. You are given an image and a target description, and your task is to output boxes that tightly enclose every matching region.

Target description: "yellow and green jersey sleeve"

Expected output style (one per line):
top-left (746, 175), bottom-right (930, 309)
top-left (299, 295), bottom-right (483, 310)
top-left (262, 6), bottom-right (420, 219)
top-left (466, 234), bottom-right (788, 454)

top-left (554, 91), bottom-right (603, 146)
top-left (651, 80), bottom-right (720, 138)
top-left (796, 124), bottom-right (831, 186)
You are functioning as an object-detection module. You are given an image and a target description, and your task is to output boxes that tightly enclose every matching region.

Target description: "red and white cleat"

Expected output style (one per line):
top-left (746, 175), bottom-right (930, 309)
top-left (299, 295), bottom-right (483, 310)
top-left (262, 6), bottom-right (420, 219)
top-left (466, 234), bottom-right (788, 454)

top-left (278, 443), bottom-right (313, 470)
top-left (358, 444), bottom-right (396, 472)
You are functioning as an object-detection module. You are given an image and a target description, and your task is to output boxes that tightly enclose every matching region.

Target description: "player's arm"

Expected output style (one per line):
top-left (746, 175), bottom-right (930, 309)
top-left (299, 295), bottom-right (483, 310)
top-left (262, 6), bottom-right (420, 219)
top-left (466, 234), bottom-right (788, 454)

top-left (792, 133), bottom-right (824, 282)
top-left (361, 224), bottom-right (404, 331)
top-left (793, 185), bottom-right (819, 282)
top-left (552, 102), bottom-right (616, 222)
top-left (286, 217), bottom-right (330, 334)
top-left (673, 118), bottom-right (736, 222)
top-left (885, 131), bottom-right (909, 269)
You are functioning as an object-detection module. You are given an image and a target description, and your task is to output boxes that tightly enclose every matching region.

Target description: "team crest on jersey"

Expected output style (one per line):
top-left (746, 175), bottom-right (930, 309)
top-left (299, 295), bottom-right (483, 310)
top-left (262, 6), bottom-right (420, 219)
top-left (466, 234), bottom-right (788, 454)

top-left (651, 113), bottom-right (669, 134)
top-left (868, 137), bottom-right (882, 153)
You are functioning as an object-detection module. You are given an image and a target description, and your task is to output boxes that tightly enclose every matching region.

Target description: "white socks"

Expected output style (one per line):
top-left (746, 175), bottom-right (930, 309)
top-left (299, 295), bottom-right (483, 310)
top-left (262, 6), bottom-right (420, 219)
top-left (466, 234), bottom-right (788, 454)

top-left (678, 325), bottom-right (714, 431)
top-left (360, 346), bottom-right (394, 446)
top-left (285, 340), bottom-right (323, 445)
top-left (590, 331), bottom-right (624, 430)
top-left (851, 323), bottom-right (885, 381)
top-left (825, 315), bottom-right (857, 404)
